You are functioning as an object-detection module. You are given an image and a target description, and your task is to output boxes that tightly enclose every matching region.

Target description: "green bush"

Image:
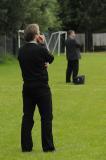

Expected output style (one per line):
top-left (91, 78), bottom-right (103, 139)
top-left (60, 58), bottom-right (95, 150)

top-left (0, 53), bottom-right (16, 64)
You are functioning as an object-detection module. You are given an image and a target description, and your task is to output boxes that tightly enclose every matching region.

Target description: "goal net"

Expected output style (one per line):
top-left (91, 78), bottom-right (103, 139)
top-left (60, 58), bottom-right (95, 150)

top-left (18, 30), bottom-right (67, 55)
top-left (45, 31), bottom-right (67, 55)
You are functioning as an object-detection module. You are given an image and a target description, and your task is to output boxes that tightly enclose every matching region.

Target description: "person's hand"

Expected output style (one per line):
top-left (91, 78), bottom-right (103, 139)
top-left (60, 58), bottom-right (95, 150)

top-left (36, 35), bottom-right (45, 44)
top-left (44, 62), bottom-right (49, 68)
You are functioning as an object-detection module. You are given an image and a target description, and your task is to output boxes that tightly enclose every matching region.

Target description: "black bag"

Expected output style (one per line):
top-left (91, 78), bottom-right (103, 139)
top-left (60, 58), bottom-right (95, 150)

top-left (73, 75), bottom-right (85, 84)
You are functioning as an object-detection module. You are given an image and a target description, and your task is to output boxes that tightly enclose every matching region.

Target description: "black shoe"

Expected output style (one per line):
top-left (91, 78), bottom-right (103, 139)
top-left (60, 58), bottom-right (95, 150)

top-left (22, 149), bottom-right (32, 152)
top-left (66, 81), bottom-right (71, 83)
top-left (43, 148), bottom-right (56, 152)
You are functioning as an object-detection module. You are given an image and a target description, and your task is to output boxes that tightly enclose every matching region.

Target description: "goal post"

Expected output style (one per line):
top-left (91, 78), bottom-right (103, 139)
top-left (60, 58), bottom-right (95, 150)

top-left (46, 31), bottom-right (67, 55)
top-left (18, 30), bottom-right (67, 55)
top-left (18, 30), bottom-right (24, 48)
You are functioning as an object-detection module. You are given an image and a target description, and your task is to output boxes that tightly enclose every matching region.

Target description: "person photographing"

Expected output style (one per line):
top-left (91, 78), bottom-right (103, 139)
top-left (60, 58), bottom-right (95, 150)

top-left (18, 24), bottom-right (55, 152)
top-left (65, 30), bottom-right (81, 83)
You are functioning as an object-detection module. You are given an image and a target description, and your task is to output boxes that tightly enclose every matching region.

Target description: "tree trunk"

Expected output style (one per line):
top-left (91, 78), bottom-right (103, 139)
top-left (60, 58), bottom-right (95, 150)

top-left (85, 31), bottom-right (93, 51)
top-left (12, 34), bottom-right (17, 55)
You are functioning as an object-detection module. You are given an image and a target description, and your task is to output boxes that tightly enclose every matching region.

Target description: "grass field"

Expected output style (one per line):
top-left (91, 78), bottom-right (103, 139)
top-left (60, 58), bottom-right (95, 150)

top-left (0, 53), bottom-right (106, 160)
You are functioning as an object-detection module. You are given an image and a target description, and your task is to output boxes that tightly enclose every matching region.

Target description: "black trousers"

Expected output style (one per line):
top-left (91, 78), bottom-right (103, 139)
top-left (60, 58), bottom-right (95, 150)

top-left (66, 59), bottom-right (79, 82)
top-left (21, 85), bottom-right (55, 152)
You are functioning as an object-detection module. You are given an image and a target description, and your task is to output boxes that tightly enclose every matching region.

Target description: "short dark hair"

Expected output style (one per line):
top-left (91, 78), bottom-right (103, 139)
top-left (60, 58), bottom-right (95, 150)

top-left (24, 24), bottom-right (39, 42)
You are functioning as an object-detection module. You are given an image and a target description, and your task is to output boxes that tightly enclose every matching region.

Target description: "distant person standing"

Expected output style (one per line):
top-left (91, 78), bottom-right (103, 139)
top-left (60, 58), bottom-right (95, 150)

top-left (18, 24), bottom-right (55, 152)
top-left (65, 30), bottom-right (81, 83)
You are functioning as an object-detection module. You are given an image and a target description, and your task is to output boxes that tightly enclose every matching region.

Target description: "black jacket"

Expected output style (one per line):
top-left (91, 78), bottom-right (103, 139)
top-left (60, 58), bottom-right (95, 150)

top-left (18, 43), bottom-right (54, 86)
top-left (65, 37), bottom-right (81, 60)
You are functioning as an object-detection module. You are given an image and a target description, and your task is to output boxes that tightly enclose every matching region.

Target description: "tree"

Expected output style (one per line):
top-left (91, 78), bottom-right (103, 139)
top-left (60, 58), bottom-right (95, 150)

top-left (0, 0), bottom-right (61, 33)
top-left (24, 0), bottom-right (61, 32)
top-left (0, 0), bottom-right (61, 54)
top-left (58, 0), bottom-right (106, 50)
top-left (0, 0), bottom-right (8, 32)
top-left (58, 0), bottom-right (106, 31)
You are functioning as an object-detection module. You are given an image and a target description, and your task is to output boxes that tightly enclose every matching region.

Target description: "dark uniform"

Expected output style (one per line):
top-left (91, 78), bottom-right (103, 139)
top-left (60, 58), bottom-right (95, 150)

top-left (18, 42), bottom-right (55, 152)
top-left (65, 37), bottom-right (81, 82)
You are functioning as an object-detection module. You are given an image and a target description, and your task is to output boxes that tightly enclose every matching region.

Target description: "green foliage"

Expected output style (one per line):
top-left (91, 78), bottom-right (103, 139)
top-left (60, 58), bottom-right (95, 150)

top-left (25, 0), bottom-right (61, 32)
top-left (6, 0), bottom-right (27, 32)
top-left (0, 0), bottom-right (61, 33)
top-left (0, 0), bottom-right (26, 32)
top-left (0, 53), bottom-right (16, 64)
top-left (58, 0), bottom-right (106, 32)
top-left (0, 53), bottom-right (106, 160)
